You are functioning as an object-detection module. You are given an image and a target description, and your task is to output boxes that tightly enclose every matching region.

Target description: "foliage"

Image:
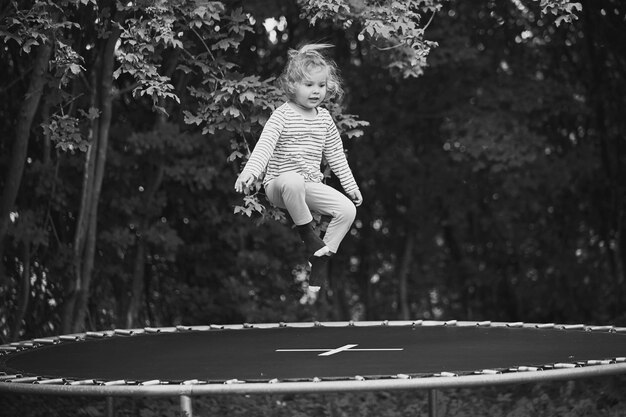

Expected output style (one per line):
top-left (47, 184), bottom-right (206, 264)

top-left (40, 114), bottom-right (89, 153)
top-left (300, 0), bottom-right (441, 77)
top-left (0, 0), bottom-right (625, 346)
top-left (540, 0), bottom-right (583, 26)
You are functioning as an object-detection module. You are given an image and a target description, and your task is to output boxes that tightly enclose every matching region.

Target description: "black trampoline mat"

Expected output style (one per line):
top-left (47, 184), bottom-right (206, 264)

top-left (3, 324), bottom-right (626, 382)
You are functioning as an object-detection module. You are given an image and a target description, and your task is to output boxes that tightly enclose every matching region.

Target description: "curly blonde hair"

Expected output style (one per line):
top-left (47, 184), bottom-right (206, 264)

top-left (278, 43), bottom-right (344, 103)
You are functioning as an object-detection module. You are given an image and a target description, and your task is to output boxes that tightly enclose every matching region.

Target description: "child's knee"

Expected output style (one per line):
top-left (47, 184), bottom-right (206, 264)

top-left (341, 199), bottom-right (357, 223)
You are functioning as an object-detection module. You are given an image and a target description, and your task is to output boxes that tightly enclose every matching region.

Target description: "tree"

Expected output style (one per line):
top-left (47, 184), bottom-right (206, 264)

top-left (4, 0), bottom-right (623, 343)
top-left (0, 1), bottom-right (54, 283)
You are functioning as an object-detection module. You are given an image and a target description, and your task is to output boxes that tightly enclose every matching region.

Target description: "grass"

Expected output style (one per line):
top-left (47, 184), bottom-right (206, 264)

top-left (1, 375), bottom-right (625, 417)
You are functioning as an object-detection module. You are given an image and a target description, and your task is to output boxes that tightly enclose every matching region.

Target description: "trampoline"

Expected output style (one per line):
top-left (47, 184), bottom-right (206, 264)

top-left (2, 320), bottom-right (626, 416)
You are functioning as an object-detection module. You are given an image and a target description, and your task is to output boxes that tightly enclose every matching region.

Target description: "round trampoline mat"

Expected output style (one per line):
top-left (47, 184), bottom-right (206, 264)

top-left (1, 321), bottom-right (626, 395)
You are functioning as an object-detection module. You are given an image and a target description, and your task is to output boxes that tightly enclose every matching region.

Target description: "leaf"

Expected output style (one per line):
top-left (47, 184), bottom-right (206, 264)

top-left (223, 106), bottom-right (241, 118)
top-left (22, 38), bottom-right (39, 53)
top-left (69, 63), bottom-right (82, 74)
top-left (227, 150), bottom-right (244, 162)
top-left (212, 38), bottom-right (237, 51)
top-left (153, 105), bottom-right (170, 116)
top-left (0, 30), bottom-right (21, 44)
top-left (78, 107), bottom-right (100, 120)
top-left (345, 129), bottom-right (365, 138)
top-left (177, 64), bottom-right (193, 74)
top-left (183, 111), bottom-right (205, 126)
top-left (239, 90), bottom-right (256, 103)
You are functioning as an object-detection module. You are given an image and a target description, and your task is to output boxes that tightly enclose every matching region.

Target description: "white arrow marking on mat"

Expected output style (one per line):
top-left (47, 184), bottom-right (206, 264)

top-left (275, 344), bottom-right (403, 356)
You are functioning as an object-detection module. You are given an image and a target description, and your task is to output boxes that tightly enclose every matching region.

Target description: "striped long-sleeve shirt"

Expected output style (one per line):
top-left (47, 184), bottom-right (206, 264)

top-left (242, 102), bottom-right (359, 194)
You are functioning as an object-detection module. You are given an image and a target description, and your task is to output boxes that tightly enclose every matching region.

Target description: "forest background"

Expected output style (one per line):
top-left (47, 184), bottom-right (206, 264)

top-left (0, 0), bottom-right (624, 344)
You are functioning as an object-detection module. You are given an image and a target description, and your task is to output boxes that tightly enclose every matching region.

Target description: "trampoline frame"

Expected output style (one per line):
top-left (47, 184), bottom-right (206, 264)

top-left (2, 320), bottom-right (626, 416)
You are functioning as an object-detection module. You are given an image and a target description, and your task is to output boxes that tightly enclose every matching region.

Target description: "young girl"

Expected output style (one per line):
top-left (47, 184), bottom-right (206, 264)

top-left (234, 43), bottom-right (362, 288)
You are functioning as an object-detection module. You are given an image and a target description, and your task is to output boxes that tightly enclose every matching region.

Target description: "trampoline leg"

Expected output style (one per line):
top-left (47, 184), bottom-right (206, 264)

top-left (428, 389), bottom-right (438, 417)
top-left (105, 397), bottom-right (114, 417)
top-left (180, 395), bottom-right (193, 417)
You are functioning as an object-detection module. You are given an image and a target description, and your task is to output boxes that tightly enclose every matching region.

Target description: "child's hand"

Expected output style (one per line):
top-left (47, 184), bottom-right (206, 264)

top-left (349, 190), bottom-right (363, 207)
top-left (234, 172), bottom-right (256, 193)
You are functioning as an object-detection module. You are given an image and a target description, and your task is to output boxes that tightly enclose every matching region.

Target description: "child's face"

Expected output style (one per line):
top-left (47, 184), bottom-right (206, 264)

top-left (293, 66), bottom-right (328, 110)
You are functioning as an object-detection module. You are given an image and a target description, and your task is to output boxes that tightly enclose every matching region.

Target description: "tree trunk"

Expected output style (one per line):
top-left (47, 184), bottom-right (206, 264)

top-left (329, 261), bottom-right (351, 321)
top-left (357, 231), bottom-right (374, 320)
top-left (124, 49), bottom-right (179, 328)
top-left (125, 163), bottom-right (164, 328)
top-left (397, 232), bottom-right (415, 320)
top-left (10, 243), bottom-right (31, 341)
top-left (61, 56), bottom-right (100, 334)
top-left (0, 42), bottom-right (52, 284)
top-left (581, 1), bottom-right (626, 297)
top-left (62, 24), bottom-right (121, 333)
top-left (126, 238), bottom-right (146, 328)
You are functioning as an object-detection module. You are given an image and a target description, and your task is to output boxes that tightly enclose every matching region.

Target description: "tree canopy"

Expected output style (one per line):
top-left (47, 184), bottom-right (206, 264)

top-left (1, 0), bottom-right (624, 342)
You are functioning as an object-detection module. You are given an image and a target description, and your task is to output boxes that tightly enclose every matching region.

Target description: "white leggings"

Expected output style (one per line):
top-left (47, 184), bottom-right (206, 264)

top-left (265, 172), bottom-right (357, 253)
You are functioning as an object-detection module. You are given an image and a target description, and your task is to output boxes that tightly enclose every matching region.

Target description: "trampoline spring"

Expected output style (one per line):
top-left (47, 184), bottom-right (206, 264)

top-left (615, 357), bottom-right (626, 363)
top-left (34, 378), bottom-right (66, 385)
top-left (354, 375), bottom-right (366, 381)
top-left (0, 346), bottom-right (18, 352)
top-left (268, 378), bottom-right (280, 384)
top-left (517, 366), bottom-right (540, 372)
top-left (11, 342), bottom-right (34, 348)
top-left (561, 324), bottom-right (585, 330)
top-left (312, 377), bottom-right (322, 382)
top-left (59, 335), bottom-right (82, 341)
top-left (114, 329), bottom-right (135, 336)
top-left (141, 380), bottom-right (162, 386)
top-left (535, 323), bottom-right (555, 329)
top-left (411, 320), bottom-right (424, 327)
top-left (10, 342), bottom-right (34, 348)
top-left (0, 374), bottom-right (22, 380)
top-left (33, 338), bottom-right (59, 345)
top-left (182, 379), bottom-right (202, 385)
top-left (395, 373), bottom-right (411, 379)
top-left (444, 320), bottom-right (457, 326)
top-left (506, 322), bottom-right (524, 328)
top-left (588, 326), bottom-right (615, 332)
top-left (144, 327), bottom-right (161, 333)
top-left (437, 372), bottom-right (457, 378)
top-left (586, 360), bottom-right (612, 365)
top-left (476, 321), bottom-right (492, 327)
top-left (479, 369), bottom-right (500, 375)
top-left (69, 379), bottom-right (98, 385)
top-left (553, 363), bottom-right (578, 369)
top-left (103, 380), bottom-right (128, 386)
top-left (176, 326), bottom-right (194, 332)
top-left (243, 323), bottom-right (254, 329)
top-left (224, 379), bottom-right (245, 384)
top-left (279, 322), bottom-right (287, 327)
top-left (10, 376), bottom-right (40, 383)
top-left (85, 332), bottom-right (107, 338)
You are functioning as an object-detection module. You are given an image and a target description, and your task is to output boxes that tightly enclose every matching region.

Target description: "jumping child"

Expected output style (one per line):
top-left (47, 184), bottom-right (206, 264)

top-left (234, 43), bottom-right (363, 289)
